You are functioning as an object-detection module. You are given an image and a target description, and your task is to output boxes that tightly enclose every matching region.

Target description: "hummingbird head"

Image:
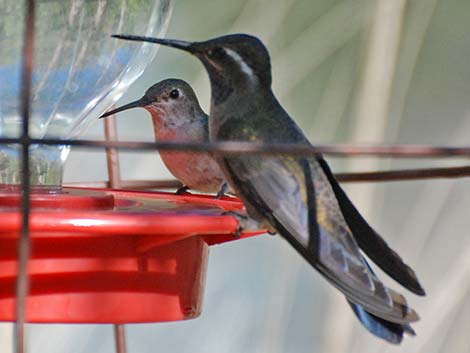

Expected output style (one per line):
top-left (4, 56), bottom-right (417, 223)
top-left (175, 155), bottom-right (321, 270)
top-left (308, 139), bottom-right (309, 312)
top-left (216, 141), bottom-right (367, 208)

top-left (193, 34), bottom-right (271, 86)
top-left (112, 34), bottom-right (272, 104)
top-left (100, 78), bottom-right (205, 127)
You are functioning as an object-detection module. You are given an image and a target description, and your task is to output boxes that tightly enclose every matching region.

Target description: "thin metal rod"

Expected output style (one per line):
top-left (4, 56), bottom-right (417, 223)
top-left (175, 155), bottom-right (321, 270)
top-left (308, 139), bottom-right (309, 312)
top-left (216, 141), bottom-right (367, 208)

top-left (113, 324), bottom-right (127, 353)
top-left (103, 115), bottom-right (127, 353)
top-left (0, 137), bottom-right (469, 158)
top-left (65, 179), bottom-right (183, 189)
top-left (334, 165), bottom-right (470, 182)
top-left (64, 165), bottom-right (470, 190)
top-left (16, 1), bottom-right (35, 353)
top-left (104, 113), bottom-right (122, 189)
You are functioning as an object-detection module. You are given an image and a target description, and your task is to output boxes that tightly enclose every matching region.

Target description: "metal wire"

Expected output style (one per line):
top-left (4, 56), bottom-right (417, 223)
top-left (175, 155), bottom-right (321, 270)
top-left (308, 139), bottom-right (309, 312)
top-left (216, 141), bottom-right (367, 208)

top-left (65, 179), bottom-right (183, 189)
top-left (104, 114), bottom-right (128, 353)
top-left (15, 1), bottom-right (35, 353)
top-left (64, 165), bottom-right (470, 190)
top-left (104, 114), bottom-right (123, 189)
top-left (334, 165), bottom-right (470, 182)
top-left (114, 324), bottom-right (127, 353)
top-left (1, 137), bottom-right (470, 158)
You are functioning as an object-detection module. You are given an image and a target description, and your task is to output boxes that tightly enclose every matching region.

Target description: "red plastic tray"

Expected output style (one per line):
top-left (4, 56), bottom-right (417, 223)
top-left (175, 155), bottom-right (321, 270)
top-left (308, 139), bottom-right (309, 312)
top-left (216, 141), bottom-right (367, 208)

top-left (0, 187), bottom-right (264, 323)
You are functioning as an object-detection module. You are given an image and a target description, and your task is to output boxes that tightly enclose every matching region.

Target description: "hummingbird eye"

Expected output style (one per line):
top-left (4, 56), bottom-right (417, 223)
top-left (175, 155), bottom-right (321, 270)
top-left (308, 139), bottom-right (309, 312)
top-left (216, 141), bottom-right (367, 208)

top-left (169, 89), bottom-right (179, 99)
top-left (208, 47), bottom-right (227, 59)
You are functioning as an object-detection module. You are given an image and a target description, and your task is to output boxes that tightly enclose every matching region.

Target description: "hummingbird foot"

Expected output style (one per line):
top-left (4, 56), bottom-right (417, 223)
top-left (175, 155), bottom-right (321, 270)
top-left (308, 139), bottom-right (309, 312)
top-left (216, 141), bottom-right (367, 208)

top-left (221, 210), bottom-right (249, 238)
top-left (175, 185), bottom-right (190, 195)
top-left (221, 210), bottom-right (274, 237)
top-left (215, 182), bottom-right (229, 200)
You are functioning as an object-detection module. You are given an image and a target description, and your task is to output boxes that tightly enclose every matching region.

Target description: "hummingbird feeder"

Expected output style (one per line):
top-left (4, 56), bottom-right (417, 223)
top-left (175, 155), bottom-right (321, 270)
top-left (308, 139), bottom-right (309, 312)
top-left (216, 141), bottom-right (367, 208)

top-left (0, 0), bottom-right (263, 329)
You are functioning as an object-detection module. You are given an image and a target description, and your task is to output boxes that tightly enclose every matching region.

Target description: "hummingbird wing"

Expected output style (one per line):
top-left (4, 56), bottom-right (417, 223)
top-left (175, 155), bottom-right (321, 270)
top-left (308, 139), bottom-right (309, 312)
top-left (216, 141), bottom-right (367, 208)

top-left (223, 155), bottom-right (418, 324)
top-left (317, 158), bottom-right (425, 296)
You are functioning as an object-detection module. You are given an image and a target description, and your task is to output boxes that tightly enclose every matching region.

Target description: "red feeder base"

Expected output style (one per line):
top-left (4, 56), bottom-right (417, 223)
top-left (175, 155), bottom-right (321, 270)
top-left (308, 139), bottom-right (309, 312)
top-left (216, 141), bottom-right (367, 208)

top-left (0, 187), bottom-right (264, 323)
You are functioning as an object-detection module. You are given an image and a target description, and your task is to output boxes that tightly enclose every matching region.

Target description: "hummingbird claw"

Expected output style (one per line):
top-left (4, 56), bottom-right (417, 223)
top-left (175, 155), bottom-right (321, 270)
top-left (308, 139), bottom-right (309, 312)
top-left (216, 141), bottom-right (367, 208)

top-left (215, 182), bottom-right (229, 199)
top-left (221, 210), bottom-right (249, 238)
top-left (221, 210), bottom-right (271, 238)
top-left (175, 185), bottom-right (190, 195)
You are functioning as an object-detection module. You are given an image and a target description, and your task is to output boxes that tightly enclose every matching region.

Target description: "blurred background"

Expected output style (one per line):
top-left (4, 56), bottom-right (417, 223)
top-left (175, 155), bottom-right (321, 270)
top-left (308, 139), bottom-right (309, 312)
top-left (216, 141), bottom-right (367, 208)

top-left (1, 0), bottom-right (470, 352)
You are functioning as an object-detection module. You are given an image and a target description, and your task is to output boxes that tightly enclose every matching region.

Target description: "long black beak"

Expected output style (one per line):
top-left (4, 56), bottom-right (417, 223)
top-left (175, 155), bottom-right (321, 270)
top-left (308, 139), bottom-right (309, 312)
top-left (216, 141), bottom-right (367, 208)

top-left (111, 34), bottom-right (194, 52)
top-left (99, 97), bottom-right (149, 119)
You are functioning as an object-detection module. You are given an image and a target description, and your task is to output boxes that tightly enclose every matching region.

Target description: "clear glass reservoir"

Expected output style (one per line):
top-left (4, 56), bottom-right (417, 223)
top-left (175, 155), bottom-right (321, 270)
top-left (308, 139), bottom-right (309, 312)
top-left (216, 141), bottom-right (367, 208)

top-left (0, 0), bottom-right (173, 186)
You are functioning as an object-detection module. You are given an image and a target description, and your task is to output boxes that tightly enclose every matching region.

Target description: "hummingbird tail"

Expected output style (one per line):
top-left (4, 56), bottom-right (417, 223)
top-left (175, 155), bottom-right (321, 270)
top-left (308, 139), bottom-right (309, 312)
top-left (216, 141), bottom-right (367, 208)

top-left (348, 300), bottom-right (415, 344)
top-left (347, 260), bottom-right (416, 343)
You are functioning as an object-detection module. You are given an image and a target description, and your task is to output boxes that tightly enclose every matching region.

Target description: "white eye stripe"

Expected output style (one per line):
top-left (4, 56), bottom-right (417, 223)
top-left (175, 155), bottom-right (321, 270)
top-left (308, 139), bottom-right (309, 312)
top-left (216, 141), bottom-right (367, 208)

top-left (224, 48), bottom-right (255, 78)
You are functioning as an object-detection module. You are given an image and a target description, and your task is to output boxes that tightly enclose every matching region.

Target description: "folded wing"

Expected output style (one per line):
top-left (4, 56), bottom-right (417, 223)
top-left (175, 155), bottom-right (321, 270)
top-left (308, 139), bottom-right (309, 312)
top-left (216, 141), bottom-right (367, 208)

top-left (223, 155), bottom-right (418, 324)
top-left (317, 158), bottom-right (425, 296)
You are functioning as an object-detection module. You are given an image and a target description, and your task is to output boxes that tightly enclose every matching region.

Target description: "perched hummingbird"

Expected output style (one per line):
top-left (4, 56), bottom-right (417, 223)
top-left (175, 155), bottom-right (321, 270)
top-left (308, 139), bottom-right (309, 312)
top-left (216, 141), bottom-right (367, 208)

top-left (113, 34), bottom-right (426, 343)
top-left (100, 78), bottom-right (228, 195)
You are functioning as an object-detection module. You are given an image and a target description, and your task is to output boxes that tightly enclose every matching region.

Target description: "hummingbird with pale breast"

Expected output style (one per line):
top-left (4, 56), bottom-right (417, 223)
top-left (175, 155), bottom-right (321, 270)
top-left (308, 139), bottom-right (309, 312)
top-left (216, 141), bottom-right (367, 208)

top-left (100, 78), bottom-right (228, 195)
top-left (112, 34), bottom-right (426, 343)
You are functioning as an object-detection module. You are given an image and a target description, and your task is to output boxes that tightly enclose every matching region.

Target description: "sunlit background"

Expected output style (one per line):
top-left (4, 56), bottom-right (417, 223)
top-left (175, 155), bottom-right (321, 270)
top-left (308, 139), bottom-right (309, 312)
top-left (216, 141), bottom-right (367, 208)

top-left (2, 0), bottom-right (470, 352)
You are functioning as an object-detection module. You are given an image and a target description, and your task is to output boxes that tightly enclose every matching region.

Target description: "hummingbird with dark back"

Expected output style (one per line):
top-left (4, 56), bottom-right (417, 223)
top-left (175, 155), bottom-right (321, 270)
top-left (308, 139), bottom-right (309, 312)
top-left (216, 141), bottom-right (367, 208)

top-left (100, 78), bottom-right (228, 196)
top-left (112, 33), bottom-right (426, 344)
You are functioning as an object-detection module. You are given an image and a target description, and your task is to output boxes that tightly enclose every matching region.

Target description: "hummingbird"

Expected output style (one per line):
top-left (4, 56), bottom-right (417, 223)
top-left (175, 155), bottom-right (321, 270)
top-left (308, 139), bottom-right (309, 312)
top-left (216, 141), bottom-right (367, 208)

top-left (112, 34), bottom-right (426, 343)
top-left (100, 78), bottom-right (228, 195)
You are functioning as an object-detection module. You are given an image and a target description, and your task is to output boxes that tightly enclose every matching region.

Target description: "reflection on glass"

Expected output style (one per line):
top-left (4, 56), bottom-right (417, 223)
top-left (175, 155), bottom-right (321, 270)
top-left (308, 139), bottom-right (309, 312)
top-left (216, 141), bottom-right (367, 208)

top-left (0, 0), bottom-right (173, 186)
